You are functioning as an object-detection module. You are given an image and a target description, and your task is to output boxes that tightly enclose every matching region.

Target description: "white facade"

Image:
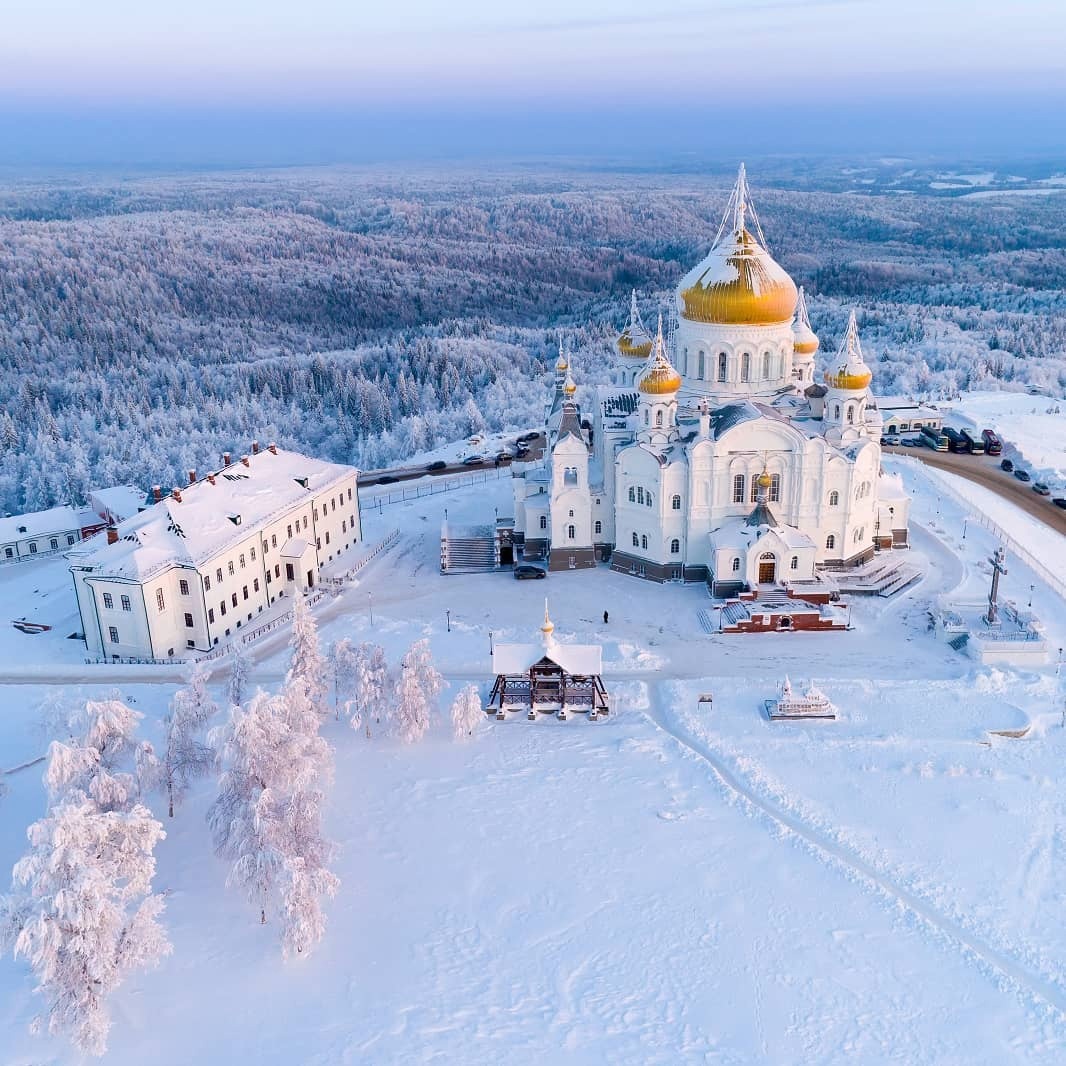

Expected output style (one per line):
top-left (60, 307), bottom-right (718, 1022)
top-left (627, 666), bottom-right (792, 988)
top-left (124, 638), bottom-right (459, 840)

top-left (512, 167), bottom-right (911, 590)
top-left (71, 445), bottom-right (361, 660)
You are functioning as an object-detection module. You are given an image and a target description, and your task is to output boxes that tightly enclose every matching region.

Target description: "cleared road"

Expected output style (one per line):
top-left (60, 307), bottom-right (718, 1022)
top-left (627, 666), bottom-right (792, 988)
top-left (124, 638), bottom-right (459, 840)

top-left (884, 445), bottom-right (1066, 537)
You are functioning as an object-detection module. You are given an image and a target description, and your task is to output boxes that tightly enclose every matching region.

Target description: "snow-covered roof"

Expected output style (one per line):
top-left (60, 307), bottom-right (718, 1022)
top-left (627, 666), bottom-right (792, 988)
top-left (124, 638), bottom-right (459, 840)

top-left (280, 538), bottom-right (311, 559)
top-left (493, 640), bottom-right (602, 677)
top-left (90, 485), bottom-right (147, 522)
top-left (73, 448), bottom-right (356, 582)
top-left (710, 513), bottom-right (815, 552)
top-left (0, 504), bottom-right (82, 543)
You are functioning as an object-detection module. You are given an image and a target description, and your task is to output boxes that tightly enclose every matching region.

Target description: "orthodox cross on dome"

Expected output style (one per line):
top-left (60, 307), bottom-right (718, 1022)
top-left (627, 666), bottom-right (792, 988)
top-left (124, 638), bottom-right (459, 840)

top-left (796, 286), bottom-right (813, 331)
top-left (840, 309), bottom-right (864, 363)
top-left (712, 162), bottom-right (770, 251)
top-left (540, 599), bottom-right (556, 646)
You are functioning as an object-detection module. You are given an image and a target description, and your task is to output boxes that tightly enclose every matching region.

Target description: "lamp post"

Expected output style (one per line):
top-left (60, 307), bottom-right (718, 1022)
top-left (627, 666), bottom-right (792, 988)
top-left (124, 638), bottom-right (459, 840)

top-left (368, 591), bottom-right (374, 626)
top-left (489, 630), bottom-right (494, 655)
top-left (1029, 584), bottom-right (1035, 609)
top-left (446, 608), bottom-right (451, 633)
top-left (962, 517), bottom-right (968, 540)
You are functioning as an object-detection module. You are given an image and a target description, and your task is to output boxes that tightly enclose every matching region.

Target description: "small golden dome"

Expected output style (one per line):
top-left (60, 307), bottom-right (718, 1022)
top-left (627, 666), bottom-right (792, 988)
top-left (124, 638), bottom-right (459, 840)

top-left (793, 329), bottom-right (819, 356)
top-left (824, 367), bottom-right (872, 390)
top-left (824, 310), bottom-right (872, 390)
top-left (617, 332), bottom-right (654, 359)
top-left (756, 470), bottom-right (772, 489)
top-left (679, 228), bottom-right (798, 326)
top-left (639, 364), bottom-right (683, 395)
top-left (563, 374), bottom-right (577, 397)
top-left (556, 356), bottom-right (569, 372)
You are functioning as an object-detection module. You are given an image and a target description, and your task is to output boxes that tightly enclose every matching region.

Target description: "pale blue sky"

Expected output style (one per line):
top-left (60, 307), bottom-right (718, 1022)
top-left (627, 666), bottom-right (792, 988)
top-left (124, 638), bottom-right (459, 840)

top-left (1, 1), bottom-right (1064, 163)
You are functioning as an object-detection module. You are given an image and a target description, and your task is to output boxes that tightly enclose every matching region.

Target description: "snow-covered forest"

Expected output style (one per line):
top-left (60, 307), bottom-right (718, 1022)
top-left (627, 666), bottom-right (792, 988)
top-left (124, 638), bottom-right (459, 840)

top-left (1, 163), bottom-right (1065, 514)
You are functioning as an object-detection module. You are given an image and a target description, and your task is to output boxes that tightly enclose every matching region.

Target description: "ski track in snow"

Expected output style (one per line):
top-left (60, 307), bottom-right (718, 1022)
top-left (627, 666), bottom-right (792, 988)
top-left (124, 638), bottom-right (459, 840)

top-left (641, 684), bottom-right (1066, 1024)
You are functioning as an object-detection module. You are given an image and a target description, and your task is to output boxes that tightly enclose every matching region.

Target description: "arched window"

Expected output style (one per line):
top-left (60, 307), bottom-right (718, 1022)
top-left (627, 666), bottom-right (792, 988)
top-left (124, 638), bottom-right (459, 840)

top-left (847, 405), bottom-right (855, 424)
top-left (770, 473), bottom-right (781, 502)
top-left (762, 352), bottom-right (771, 379)
top-left (655, 410), bottom-right (663, 428)
top-left (632, 532), bottom-right (639, 547)
top-left (567, 524), bottom-right (576, 539)
top-left (750, 477), bottom-right (759, 503)
top-left (539, 515), bottom-right (547, 530)
top-left (718, 352), bottom-right (728, 382)
top-left (698, 352), bottom-right (705, 379)
top-left (829, 490), bottom-right (840, 507)
top-left (790, 555), bottom-right (798, 570)
top-left (644, 409), bottom-right (649, 426)
top-left (683, 347), bottom-right (689, 373)
top-left (629, 487), bottom-right (635, 503)
top-left (733, 474), bottom-right (745, 503)
top-left (826, 534), bottom-right (835, 550)
top-left (641, 534), bottom-right (648, 550)
top-left (646, 492), bottom-right (653, 508)
top-left (671, 494), bottom-right (681, 510)
top-left (670, 538), bottom-right (680, 554)
top-left (637, 487), bottom-right (644, 505)
top-left (594, 520), bottom-right (602, 535)
top-left (732, 557), bottom-right (741, 572)
top-left (834, 404), bottom-right (841, 420)
top-left (741, 353), bottom-right (750, 382)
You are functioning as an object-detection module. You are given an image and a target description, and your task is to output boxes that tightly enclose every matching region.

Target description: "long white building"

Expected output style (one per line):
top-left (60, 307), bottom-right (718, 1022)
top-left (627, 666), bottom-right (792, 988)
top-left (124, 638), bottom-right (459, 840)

top-left (71, 444), bottom-right (360, 660)
top-left (512, 165), bottom-right (911, 593)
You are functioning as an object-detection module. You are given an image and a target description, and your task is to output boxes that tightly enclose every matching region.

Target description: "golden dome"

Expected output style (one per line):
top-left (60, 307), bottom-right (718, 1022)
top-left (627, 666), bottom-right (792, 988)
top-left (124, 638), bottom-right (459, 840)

top-left (563, 374), bottom-right (577, 397)
top-left (792, 285), bottom-right (819, 356)
top-left (637, 315), bottom-right (682, 396)
top-left (824, 310), bottom-right (872, 391)
top-left (756, 470), bottom-right (772, 489)
top-left (794, 334), bottom-right (820, 356)
top-left (679, 228), bottom-right (798, 326)
top-left (617, 332), bottom-right (654, 359)
top-left (825, 367), bottom-right (872, 390)
top-left (556, 355), bottom-right (569, 373)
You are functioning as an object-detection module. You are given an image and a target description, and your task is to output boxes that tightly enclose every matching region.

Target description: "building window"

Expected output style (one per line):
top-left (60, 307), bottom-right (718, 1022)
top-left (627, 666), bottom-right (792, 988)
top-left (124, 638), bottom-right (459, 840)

top-left (287, 524), bottom-right (293, 539)
top-left (253, 578), bottom-right (260, 592)
top-left (750, 477), bottom-right (760, 503)
top-left (829, 490), bottom-right (840, 506)
top-left (672, 494), bottom-right (681, 510)
top-left (733, 474), bottom-right (745, 503)
top-left (655, 409), bottom-right (663, 428)
top-left (184, 612), bottom-right (194, 628)
top-left (216, 568), bottom-right (223, 583)
top-left (4, 548), bottom-right (11, 558)
top-left (239, 553), bottom-right (246, 569)
top-left (670, 538), bottom-right (680, 554)
top-left (242, 585), bottom-right (249, 601)
top-left (156, 589), bottom-right (165, 612)
top-left (29, 543), bottom-right (37, 554)
top-left (646, 492), bottom-right (653, 508)
top-left (539, 515), bottom-right (547, 530)
top-left (67, 534), bottom-right (76, 545)
top-left (847, 405), bottom-right (855, 424)
top-left (250, 546), bottom-right (256, 561)
top-left (594, 520), bottom-right (602, 535)
top-left (108, 626), bottom-right (119, 644)
top-left (325, 531), bottom-right (330, 545)
top-left (763, 352), bottom-right (771, 379)
top-left (791, 555), bottom-right (798, 570)
top-left (568, 509), bottom-right (574, 518)
top-left (208, 608), bottom-right (215, 623)
top-left (103, 593), bottom-right (113, 609)
top-left (698, 352), bottom-right (705, 379)
top-left (741, 353), bottom-right (750, 382)
top-left (632, 532), bottom-right (639, 547)
top-left (834, 404), bottom-right (840, 420)
top-left (629, 487), bottom-right (635, 502)
top-left (770, 474), bottom-right (781, 503)
top-left (732, 557), bottom-right (741, 572)
top-left (718, 352), bottom-right (727, 382)
top-left (637, 487), bottom-right (644, 505)
top-left (286, 564), bottom-right (295, 582)
top-left (348, 487), bottom-right (353, 500)
top-left (179, 579), bottom-right (190, 595)
top-left (271, 534), bottom-right (277, 548)
top-left (274, 564), bottom-right (280, 578)
top-left (204, 575), bottom-right (211, 591)
top-left (826, 534), bottom-right (835, 550)
top-left (228, 561), bottom-right (235, 576)
top-left (50, 537), bottom-right (58, 550)
top-left (121, 595), bottom-right (130, 612)
top-left (567, 525), bottom-right (576, 539)
top-left (220, 601), bottom-right (226, 617)
top-left (641, 534), bottom-right (648, 550)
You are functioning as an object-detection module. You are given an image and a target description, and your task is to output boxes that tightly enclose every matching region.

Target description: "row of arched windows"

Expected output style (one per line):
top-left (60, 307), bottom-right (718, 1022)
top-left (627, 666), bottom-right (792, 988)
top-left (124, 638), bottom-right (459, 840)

top-left (630, 533), bottom-right (682, 555)
top-left (852, 526), bottom-right (866, 543)
top-left (686, 349), bottom-right (781, 383)
top-left (855, 480), bottom-right (872, 499)
top-left (628, 486), bottom-right (654, 507)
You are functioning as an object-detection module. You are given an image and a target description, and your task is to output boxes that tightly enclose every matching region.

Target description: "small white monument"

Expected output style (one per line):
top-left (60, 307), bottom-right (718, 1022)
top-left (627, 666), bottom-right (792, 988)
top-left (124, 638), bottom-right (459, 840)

top-left (766, 675), bottom-right (836, 721)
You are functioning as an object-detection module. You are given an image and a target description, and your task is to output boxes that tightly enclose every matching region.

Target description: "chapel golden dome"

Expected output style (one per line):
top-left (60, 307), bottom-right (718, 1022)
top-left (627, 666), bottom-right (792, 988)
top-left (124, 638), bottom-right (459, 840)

top-left (792, 285), bottom-right (820, 356)
top-left (617, 290), bottom-right (654, 358)
top-left (756, 469), bottom-right (773, 489)
top-left (637, 315), bottom-right (682, 396)
top-left (563, 373), bottom-right (577, 397)
top-left (824, 310), bottom-right (872, 390)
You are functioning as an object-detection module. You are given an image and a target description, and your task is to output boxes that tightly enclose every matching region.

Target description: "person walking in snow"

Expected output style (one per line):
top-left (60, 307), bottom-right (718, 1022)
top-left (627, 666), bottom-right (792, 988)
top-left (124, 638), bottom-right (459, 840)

top-left (603, 610), bottom-right (609, 625)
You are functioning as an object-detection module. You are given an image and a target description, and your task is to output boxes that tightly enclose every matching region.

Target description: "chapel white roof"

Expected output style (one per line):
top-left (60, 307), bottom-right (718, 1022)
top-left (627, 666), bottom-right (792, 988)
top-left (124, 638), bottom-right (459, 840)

top-left (492, 641), bottom-right (603, 677)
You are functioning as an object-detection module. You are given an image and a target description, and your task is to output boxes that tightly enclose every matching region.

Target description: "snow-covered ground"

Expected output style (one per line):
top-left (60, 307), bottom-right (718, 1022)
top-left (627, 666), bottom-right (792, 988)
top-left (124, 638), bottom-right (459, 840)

top-left (946, 391), bottom-right (1066, 486)
top-left (2, 465), bottom-right (1066, 1063)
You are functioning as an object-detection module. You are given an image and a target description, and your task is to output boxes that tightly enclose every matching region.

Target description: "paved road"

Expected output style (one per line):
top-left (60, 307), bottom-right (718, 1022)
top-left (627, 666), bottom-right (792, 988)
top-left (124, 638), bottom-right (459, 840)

top-left (361, 433), bottom-right (546, 486)
top-left (884, 445), bottom-right (1066, 537)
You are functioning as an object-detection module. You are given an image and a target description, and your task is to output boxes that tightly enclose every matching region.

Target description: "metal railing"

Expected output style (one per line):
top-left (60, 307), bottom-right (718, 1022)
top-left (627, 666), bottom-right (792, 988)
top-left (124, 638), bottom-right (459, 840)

top-left (359, 467), bottom-right (507, 509)
top-left (323, 529), bottom-right (400, 585)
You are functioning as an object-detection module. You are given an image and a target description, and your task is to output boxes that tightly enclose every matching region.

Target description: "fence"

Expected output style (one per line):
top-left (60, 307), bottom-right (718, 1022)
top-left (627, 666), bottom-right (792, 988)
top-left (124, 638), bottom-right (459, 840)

top-left (323, 529), bottom-right (400, 586)
top-left (895, 456), bottom-right (1066, 602)
top-left (358, 467), bottom-right (507, 509)
top-left (1, 543), bottom-right (76, 568)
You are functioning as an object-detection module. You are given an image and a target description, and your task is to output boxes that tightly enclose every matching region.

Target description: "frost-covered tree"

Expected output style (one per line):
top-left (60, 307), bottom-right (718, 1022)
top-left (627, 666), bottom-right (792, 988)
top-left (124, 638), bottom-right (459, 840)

top-left (450, 684), bottom-right (484, 741)
top-left (0, 767), bottom-right (170, 1056)
top-left (288, 595), bottom-right (327, 718)
top-left (328, 638), bottom-right (360, 720)
top-left (161, 667), bottom-right (218, 817)
top-left (352, 642), bottom-right (390, 734)
top-left (228, 640), bottom-right (250, 709)
top-left (391, 639), bottom-right (443, 744)
top-left (280, 855), bottom-right (340, 959)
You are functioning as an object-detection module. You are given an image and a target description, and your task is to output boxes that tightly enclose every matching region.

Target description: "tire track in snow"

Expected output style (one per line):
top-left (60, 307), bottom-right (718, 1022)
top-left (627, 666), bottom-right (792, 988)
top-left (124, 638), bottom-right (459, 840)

top-left (642, 685), bottom-right (1066, 1020)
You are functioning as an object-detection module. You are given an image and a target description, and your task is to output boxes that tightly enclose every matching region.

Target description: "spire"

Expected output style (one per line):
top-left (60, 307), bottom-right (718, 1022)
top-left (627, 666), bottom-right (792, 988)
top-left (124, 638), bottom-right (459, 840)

top-left (630, 289), bottom-right (640, 325)
top-left (824, 309), bottom-right (872, 391)
top-left (540, 599), bottom-right (555, 646)
top-left (637, 315), bottom-right (682, 397)
top-left (796, 286), bottom-right (813, 331)
top-left (840, 309), bottom-right (862, 363)
top-left (733, 162), bottom-right (749, 236)
top-left (713, 162), bottom-right (769, 250)
top-left (556, 339), bottom-right (569, 375)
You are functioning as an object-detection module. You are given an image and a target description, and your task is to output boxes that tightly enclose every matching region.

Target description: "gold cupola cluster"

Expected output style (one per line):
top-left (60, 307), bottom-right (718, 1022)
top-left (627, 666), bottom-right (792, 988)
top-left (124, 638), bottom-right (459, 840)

top-left (616, 290), bottom-right (654, 359)
top-left (824, 310), bottom-right (873, 390)
top-left (792, 286), bottom-right (820, 356)
top-left (678, 164), bottom-right (798, 327)
top-left (638, 316), bottom-right (682, 396)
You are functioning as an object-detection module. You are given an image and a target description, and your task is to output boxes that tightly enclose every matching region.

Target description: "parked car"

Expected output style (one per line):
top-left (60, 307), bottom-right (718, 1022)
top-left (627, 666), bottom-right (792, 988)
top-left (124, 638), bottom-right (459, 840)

top-left (901, 438), bottom-right (920, 447)
top-left (425, 460), bottom-right (447, 471)
top-left (519, 431), bottom-right (540, 443)
top-left (495, 451), bottom-right (514, 462)
top-left (377, 475), bottom-right (398, 484)
top-left (513, 564), bottom-right (547, 580)
top-left (1000, 458), bottom-right (1014, 473)
top-left (1052, 497), bottom-right (1066, 509)
top-left (1032, 482), bottom-right (1051, 496)
top-left (885, 435), bottom-right (900, 446)
top-left (462, 455), bottom-right (485, 466)
top-left (1013, 468), bottom-right (1031, 482)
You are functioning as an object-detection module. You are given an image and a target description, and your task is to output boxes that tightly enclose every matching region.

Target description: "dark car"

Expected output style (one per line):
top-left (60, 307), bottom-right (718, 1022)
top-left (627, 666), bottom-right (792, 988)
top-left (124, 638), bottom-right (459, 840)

top-left (1000, 458), bottom-right (1014, 473)
top-left (513, 564), bottom-right (547, 580)
top-left (495, 451), bottom-right (514, 462)
top-left (519, 431), bottom-right (540, 443)
top-left (901, 438), bottom-right (920, 447)
top-left (1052, 497), bottom-right (1066, 509)
top-left (1013, 468), bottom-right (1031, 482)
top-left (1033, 482), bottom-right (1051, 496)
top-left (377, 475), bottom-right (399, 484)
top-left (425, 460), bottom-right (447, 472)
top-left (462, 455), bottom-right (485, 466)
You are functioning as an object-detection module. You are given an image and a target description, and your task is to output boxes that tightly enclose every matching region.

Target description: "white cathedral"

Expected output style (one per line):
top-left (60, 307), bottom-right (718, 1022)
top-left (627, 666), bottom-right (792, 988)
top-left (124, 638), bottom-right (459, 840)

top-left (511, 165), bottom-right (910, 594)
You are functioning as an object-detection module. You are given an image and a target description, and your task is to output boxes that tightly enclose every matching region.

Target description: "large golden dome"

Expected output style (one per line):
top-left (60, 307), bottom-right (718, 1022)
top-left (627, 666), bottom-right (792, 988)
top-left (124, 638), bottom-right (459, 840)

top-left (679, 228), bottom-right (798, 326)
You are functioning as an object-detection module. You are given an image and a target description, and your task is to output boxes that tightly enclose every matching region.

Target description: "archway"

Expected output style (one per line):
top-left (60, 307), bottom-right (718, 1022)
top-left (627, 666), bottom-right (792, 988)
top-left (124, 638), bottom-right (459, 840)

top-left (758, 551), bottom-right (776, 585)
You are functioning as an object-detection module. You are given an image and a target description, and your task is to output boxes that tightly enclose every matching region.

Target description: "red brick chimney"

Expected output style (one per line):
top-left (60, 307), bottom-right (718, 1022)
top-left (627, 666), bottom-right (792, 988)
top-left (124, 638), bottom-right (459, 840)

top-left (207, 473), bottom-right (216, 486)
top-left (152, 484), bottom-right (162, 503)
top-left (268, 442), bottom-right (277, 455)
top-left (240, 454), bottom-right (250, 467)
top-left (188, 469), bottom-right (197, 485)
top-left (223, 452), bottom-right (231, 467)
top-left (172, 487), bottom-right (183, 503)
top-left (251, 440), bottom-right (260, 455)
top-left (106, 527), bottom-right (119, 545)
